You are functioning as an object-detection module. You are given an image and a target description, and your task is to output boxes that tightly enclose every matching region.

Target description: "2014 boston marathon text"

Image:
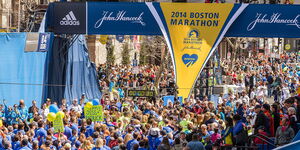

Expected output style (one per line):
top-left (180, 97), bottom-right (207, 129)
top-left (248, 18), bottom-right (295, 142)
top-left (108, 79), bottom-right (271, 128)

top-left (170, 12), bottom-right (220, 27)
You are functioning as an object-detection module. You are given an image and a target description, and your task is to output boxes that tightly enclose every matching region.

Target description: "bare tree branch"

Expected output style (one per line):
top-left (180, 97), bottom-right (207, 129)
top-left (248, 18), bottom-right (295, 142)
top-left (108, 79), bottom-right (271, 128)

top-left (226, 37), bottom-right (235, 48)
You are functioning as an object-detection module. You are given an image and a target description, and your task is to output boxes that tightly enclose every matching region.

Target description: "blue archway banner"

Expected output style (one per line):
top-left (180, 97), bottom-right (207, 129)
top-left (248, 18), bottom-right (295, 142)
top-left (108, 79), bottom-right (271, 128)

top-left (226, 4), bottom-right (300, 38)
top-left (88, 2), bottom-right (161, 35)
top-left (46, 2), bottom-right (300, 38)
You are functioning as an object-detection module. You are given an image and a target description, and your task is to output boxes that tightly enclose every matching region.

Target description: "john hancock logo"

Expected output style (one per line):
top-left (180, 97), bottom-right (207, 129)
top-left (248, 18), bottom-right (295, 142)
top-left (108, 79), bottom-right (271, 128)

top-left (182, 54), bottom-right (198, 67)
top-left (94, 11), bottom-right (146, 29)
top-left (182, 29), bottom-right (202, 51)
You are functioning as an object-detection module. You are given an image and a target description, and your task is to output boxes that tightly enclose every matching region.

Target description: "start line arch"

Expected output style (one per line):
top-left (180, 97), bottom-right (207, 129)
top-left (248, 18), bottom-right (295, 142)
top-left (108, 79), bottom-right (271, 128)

top-left (46, 2), bottom-right (300, 99)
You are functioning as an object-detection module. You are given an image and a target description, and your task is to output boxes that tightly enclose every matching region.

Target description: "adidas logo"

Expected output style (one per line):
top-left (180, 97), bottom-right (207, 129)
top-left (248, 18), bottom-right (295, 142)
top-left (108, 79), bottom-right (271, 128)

top-left (60, 11), bottom-right (80, 26)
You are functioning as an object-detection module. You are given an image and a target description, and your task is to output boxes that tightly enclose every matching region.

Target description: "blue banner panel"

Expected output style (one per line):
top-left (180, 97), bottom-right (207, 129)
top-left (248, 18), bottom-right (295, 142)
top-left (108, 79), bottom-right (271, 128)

top-left (37, 33), bottom-right (53, 52)
top-left (87, 2), bottom-right (161, 35)
top-left (226, 4), bottom-right (300, 38)
top-left (53, 2), bottom-right (86, 34)
top-left (46, 2), bottom-right (300, 38)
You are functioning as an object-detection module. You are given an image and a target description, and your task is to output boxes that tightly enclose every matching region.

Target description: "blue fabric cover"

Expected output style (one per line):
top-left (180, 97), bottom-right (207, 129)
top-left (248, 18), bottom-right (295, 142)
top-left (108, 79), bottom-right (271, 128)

top-left (0, 33), bottom-right (101, 106)
top-left (64, 35), bottom-right (101, 103)
top-left (0, 33), bottom-right (47, 106)
top-left (42, 37), bottom-right (68, 104)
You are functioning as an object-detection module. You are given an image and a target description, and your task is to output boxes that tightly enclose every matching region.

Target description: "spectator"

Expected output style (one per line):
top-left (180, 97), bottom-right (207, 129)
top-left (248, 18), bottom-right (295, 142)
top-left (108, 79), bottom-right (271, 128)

top-left (28, 100), bottom-right (38, 120)
top-left (18, 100), bottom-right (28, 122)
top-left (233, 114), bottom-right (247, 146)
top-left (158, 137), bottom-right (171, 150)
top-left (288, 107), bottom-right (298, 133)
top-left (271, 104), bottom-right (281, 134)
top-left (68, 99), bottom-right (82, 114)
top-left (275, 117), bottom-right (295, 146)
top-left (253, 105), bottom-right (268, 134)
top-left (254, 126), bottom-right (268, 144)
top-left (187, 134), bottom-right (205, 150)
top-left (262, 104), bottom-right (274, 136)
top-left (127, 132), bottom-right (139, 150)
top-left (211, 128), bottom-right (221, 144)
top-left (19, 139), bottom-right (30, 150)
top-left (172, 138), bottom-right (182, 150)
top-left (222, 117), bottom-right (234, 146)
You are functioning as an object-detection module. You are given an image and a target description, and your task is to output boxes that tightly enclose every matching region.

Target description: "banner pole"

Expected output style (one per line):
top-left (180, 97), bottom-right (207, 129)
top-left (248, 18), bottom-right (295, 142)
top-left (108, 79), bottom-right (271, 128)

top-left (18, 0), bottom-right (21, 32)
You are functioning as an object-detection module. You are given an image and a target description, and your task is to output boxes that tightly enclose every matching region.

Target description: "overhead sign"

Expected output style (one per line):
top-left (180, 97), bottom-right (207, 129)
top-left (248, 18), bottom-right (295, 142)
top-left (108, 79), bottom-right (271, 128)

top-left (285, 44), bottom-right (291, 50)
top-left (0, 28), bottom-right (17, 32)
top-left (149, 3), bottom-right (247, 98)
top-left (240, 41), bottom-right (249, 49)
top-left (37, 33), bottom-right (53, 52)
top-left (127, 90), bottom-right (155, 97)
top-left (87, 2), bottom-right (161, 35)
top-left (99, 35), bottom-right (108, 44)
top-left (116, 35), bottom-right (125, 43)
top-left (133, 59), bottom-right (138, 66)
top-left (25, 33), bottom-right (53, 52)
top-left (226, 4), bottom-right (300, 38)
top-left (25, 33), bottom-right (39, 52)
top-left (53, 2), bottom-right (86, 34)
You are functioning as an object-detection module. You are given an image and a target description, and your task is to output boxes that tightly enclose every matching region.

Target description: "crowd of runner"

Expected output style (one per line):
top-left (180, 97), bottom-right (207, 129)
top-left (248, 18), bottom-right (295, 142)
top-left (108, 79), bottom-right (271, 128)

top-left (0, 52), bottom-right (299, 150)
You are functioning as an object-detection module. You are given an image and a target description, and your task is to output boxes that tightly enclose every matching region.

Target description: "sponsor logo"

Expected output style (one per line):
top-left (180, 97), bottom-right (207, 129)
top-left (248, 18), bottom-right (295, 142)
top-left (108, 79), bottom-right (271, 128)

top-left (182, 29), bottom-right (202, 51)
top-left (60, 11), bottom-right (80, 26)
top-left (182, 54), bottom-right (198, 67)
top-left (188, 29), bottom-right (199, 38)
top-left (94, 11), bottom-right (145, 29)
top-left (38, 34), bottom-right (49, 51)
top-left (247, 13), bottom-right (300, 31)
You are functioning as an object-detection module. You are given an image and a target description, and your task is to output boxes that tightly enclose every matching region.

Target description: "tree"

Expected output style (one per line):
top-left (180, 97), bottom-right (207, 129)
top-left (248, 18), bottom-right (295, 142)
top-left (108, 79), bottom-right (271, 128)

top-left (106, 36), bottom-right (115, 66)
top-left (139, 36), bottom-right (166, 65)
top-left (154, 45), bottom-right (169, 90)
top-left (138, 36), bottom-right (171, 95)
top-left (225, 37), bottom-right (257, 69)
top-left (139, 41), bottom-right (149, 65)
top-left (226, 37), bottom-right (247, 58)
top-left (121, 42), bottom-right (131, 65)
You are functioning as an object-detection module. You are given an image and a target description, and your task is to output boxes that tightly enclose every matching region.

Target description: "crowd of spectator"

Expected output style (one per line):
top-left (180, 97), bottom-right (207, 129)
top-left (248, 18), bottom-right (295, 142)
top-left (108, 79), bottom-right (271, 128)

top-left (0, 52), bottom-right (299, 150)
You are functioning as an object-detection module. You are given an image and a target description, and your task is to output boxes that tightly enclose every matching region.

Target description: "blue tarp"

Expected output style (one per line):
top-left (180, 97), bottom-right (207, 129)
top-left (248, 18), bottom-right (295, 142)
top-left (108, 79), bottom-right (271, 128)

top-left (0, 33), bottom-right (101, 106)
top-left (64, 35), bottom-right (101, 103)
top-left (43, 35), bottom-right (101, 105)
top-left (42, 37), bottom-right (68, 104)
top-left (0, 33), bottom-right (47, 106)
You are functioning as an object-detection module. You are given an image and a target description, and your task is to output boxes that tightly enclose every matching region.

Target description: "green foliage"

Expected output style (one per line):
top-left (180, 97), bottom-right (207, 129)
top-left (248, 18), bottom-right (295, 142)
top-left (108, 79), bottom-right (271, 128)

top-left (139, 41), bottom-right (149, 65)
top-left (121, 42), bottom-right (131, 65)
top-left (106, 42), bottom-right (115, 66)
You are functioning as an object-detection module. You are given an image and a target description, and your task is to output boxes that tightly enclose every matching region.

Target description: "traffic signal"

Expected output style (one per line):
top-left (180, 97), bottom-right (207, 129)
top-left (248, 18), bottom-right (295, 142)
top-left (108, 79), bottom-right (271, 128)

top-left (278, 38), bottom-right (282, 44)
